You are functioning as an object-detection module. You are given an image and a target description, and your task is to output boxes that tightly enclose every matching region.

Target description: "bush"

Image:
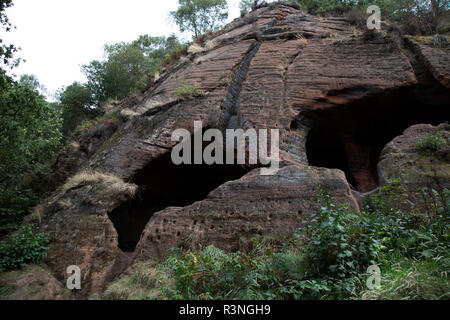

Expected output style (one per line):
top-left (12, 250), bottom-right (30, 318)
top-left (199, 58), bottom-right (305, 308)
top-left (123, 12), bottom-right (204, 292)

top-left (296, 0), bottom-right (450, 35)
top-left (105, 180), bottom-right (449, 300)
top-left (161, 45), bottom-right (188, 70)
top-left (0, 225), bottom-right (50, 272)
top-left (417, 131), bottom-right (447, 153)
top-left (296, 187), bottom-right (380, 298)
top-left (175, 81), bottom-right (205, 100)
top-left (0, 72), bottom-right (63, 236)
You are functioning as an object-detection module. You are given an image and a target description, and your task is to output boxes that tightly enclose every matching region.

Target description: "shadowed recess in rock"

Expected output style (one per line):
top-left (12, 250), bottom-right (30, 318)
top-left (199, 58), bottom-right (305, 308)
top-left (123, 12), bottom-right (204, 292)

top-left (305, 84), bottom-right (449, 193)
top-left (108, 149), bottom-right (253, 252)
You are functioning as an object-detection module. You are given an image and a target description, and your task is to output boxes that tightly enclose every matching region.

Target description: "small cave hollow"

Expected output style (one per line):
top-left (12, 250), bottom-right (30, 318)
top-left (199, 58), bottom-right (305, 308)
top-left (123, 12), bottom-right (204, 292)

top-left (305, 84), bottom-right (449, 193)
top-left (108, 141), bottom-right (253, 252)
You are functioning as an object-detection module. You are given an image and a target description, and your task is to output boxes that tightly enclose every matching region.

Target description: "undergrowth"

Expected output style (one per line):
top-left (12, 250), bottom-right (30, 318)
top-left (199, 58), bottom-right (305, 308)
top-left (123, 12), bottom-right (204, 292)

top-left (0, 224), bottom-right (49, 273)
top-left (104, 180), bottom-right (449, 300)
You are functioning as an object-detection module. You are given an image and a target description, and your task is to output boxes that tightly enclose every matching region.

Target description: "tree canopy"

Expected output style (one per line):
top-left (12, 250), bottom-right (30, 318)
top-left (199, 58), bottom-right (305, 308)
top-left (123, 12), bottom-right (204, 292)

top-left (57, 82), bottom-right (97, 135)
top-left (170, 0), bottom-right (229, 38)
top-left (295, 0), bottom-right (450, 34)
top-left (81, 35), bottom-right (182, 107)
top-left (0, 2), bottom-right (62, 236)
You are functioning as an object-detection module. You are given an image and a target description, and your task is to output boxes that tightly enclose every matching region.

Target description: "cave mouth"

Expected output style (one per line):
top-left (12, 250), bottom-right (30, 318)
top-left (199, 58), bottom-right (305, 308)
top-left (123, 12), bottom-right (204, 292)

top-left (108, 147), bottom-right (253, 252)
top-left (305, 85), bottom-right (449, 193)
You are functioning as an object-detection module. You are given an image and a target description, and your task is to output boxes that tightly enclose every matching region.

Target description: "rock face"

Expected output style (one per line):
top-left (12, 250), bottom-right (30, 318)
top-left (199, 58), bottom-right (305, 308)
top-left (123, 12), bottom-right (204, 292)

top-left (38, 172), bottom-right (137, 297)
top-left (32, 2), bottom-right (449, 298)
top-left (0, 265), bottom-right (66, 300)
top-left (378, 123), bottom-right (450, 198)
top-left (52, 120), bottom-right (119, 186)
top-left (406, 37), bottom-right (450, 89)
top-left (135, 163), bottom-right (360, 261)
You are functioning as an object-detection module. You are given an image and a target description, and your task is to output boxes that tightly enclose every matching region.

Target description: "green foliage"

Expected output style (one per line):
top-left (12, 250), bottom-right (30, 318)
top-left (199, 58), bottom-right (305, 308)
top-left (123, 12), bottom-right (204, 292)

top-left (361, 258), bottom-right (450, 300)
top-left (159, 241), bottom-right (305, 300)
top-left (82, 44), bottom-right (148, 105)
top-left (296, 187), bottom-right (380, 298)
top-left (295, 0), bottom-right (450, 34)
top-left (57, 82), bottom-right (98, 136)
top-left (18, 74), bottom-right (46, 93)
top-left (0, 72), bottom-right (63, 236)
top-left (82, 35), bottom-right (182, 106)
top-left (417, 131), bottom-right (447, 154)
top-left (59, 35), bottom-right (183, 138)
top-left (175, 81), bottom-right (205, 100)
top-left (366, 180), bottom-right (449, 261)
top-left (0, 2), bottom-right (63, 236)
top-left (104, 260), bottom-right (174, 300)
top-left (160, 45), bottom-right (188, 70)
top-left (0, 0), bottom-right (20, 68)
top-left (0, 224), bottom-right (50, 272)
top-left (107, 180), bottom-right (449, 300)
top-left (170, 0), bottom-right (229, 39)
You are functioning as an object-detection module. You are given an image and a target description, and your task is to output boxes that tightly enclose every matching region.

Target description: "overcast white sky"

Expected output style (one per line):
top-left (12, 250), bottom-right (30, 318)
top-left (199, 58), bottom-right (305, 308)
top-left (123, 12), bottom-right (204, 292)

top-left (2, 0), bottom-right (242, 98)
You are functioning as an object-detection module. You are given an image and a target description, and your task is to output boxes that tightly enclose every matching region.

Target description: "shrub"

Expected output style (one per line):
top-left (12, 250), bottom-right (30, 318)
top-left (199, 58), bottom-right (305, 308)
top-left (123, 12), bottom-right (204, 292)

top-left (417, 131), bottom-right (447, 153)
top-left (296, 187), bottom-right (380, 298)
top-left (105, 181), bottom-right (449, 300)
top-left (175, 81), bottom-right (205, 100)
top-left (161, 45), bottom-right (188, 70)
top-left (0, 225), bottom-right (49, 272)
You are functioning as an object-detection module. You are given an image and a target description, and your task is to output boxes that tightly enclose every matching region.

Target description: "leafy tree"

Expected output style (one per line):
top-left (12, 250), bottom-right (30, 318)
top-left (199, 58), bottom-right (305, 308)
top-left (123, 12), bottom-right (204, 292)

top-left (57, 82), bottom-right (97, 136)
top-left (83, 35), bottom-right (182, 106)
top-left (295, 0), bottom-right (449, 34)
top-left (133, 34), bottom-right (182, 65)
top-left (170, 0), bottom-right (228, 38)
top-left (83, 43), bottom-right (149, 104)
top-left (0, 2), bottom-right (62, 237)
top-left (0, 74), bottom-right (62, 235)
top-left (0, 0), bottom-right (20, 68)
top-left (19, 74), bottom-right (47, 95)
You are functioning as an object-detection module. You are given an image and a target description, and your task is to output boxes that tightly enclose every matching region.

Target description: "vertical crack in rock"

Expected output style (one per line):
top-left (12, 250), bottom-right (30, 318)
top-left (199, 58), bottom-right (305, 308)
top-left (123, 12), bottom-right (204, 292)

top-left (282, 48), bottom-right (303, 115)
top-left (108, 41), bottom-right (265, 254)
top-left (402, 38), bottom-right (450, 106)
top-left (218, 40), bottom-right (262, 130)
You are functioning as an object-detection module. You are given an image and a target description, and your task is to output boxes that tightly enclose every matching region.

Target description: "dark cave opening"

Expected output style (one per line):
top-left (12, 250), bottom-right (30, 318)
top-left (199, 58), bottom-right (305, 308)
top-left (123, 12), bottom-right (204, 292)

top-left (305, 84), bottom-right (449, 193)
top-left (108, 146), bottom-right (252, 252)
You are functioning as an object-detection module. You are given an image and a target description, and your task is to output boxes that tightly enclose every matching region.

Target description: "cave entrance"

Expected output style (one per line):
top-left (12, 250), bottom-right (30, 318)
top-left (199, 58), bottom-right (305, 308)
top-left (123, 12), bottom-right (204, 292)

top-left (108, 146), bottom-right (252, 252)
top-left (305, 84), bottom-right (449, 193)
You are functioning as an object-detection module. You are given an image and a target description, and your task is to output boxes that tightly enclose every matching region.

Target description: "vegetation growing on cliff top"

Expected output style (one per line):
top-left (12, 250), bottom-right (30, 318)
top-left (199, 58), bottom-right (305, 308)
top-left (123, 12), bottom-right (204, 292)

top-left (417, 131), bottom-right (448, 154)
top-left (170, 0), bottom-right (229, 39)
top-left (294, 0), bottom-right (450, 34)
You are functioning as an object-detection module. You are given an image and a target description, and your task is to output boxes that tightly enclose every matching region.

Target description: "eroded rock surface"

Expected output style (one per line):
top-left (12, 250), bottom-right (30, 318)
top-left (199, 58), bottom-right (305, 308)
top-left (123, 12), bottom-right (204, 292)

top-left (38, 172), bottom-right (137, 297)
top-left (406, 37), bottom-right (450, 88)
top-left (52, 120), bottom-right (119, 186)
top-left (378, 123), bottom-right (450, 193)
top-left (0, 265), bottom-right (66, 300)
top-left (135, 163), bottom-right (360, 260)
top-left (34, 2), bottom-right (449, 298)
